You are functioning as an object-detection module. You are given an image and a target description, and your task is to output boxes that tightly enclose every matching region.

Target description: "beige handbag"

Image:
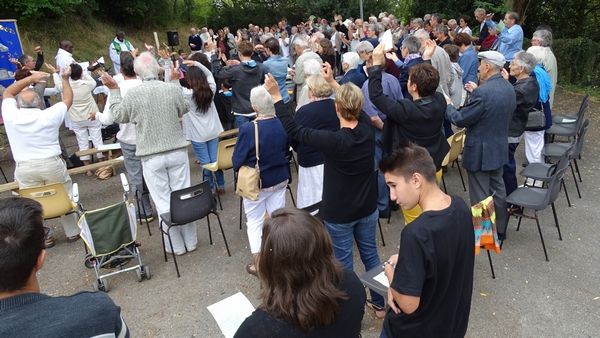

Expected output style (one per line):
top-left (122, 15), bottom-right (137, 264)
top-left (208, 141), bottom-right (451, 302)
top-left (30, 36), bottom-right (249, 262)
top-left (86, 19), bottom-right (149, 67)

top-left (235, 121), bottom-right (261, 200)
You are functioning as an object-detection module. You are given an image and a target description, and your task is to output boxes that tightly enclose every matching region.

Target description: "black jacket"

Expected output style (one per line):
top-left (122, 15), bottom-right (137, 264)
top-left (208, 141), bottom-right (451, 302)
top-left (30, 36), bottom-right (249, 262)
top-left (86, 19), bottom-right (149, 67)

top-left (509, 76), bottom-right (539, 137)
top-left (211, 57), bottom-right (266, 115)
top-left (368, 66), bottom-right (449, 170)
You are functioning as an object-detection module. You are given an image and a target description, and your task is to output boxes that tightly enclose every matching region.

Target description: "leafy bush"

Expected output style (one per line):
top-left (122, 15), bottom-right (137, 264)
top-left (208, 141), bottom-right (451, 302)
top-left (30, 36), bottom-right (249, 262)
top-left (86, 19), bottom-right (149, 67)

top-left (553, 38), bottom-right (600, 88)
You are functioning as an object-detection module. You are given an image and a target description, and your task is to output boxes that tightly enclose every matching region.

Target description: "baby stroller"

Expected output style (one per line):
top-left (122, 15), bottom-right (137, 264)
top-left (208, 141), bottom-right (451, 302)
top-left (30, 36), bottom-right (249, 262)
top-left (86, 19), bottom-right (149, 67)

top-left (79, 174), bottom-right (151, 292)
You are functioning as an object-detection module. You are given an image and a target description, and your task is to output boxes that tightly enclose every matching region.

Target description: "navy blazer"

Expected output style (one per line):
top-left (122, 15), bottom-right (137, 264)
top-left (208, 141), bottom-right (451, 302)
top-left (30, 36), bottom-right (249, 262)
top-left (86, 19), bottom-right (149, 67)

top-left (446, 74), bottom-right (516, 172)
top-left (339, 68), bottom-right (367, 88)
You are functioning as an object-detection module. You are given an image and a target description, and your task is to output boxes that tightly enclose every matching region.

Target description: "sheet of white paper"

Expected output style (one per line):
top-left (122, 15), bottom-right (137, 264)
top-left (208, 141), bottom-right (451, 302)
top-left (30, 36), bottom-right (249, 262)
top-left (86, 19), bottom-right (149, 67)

top-left (381, 30), bottom-right (393, 52)
top-left (207, 292), bottom-right (255, 338)
top-left (374, 271), bottom-right (390, 288)
top-left (97, 56), bottom-right (105, 64)
top-left (78, 61), bottom-right (90, 75)
top-left (97, 143), bottom-right (121, 151)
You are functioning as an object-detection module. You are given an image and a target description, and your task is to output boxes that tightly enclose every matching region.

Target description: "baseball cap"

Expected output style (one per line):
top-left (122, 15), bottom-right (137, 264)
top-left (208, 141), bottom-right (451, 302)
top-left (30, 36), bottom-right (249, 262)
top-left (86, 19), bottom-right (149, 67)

top-left (478, 51), bottom-right (506, 67)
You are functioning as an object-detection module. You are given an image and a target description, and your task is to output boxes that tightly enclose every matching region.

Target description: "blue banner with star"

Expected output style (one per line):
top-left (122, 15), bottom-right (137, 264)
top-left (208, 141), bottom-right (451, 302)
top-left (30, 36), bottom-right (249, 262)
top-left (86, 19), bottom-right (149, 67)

top-left (0, 20), bottom-right (23, 87)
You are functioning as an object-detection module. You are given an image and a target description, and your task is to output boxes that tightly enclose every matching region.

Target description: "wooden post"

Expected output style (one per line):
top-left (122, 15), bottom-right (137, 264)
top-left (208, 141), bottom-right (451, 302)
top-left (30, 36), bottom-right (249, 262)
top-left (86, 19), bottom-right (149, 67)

top-left (154, 32), bottom-right (160, 51)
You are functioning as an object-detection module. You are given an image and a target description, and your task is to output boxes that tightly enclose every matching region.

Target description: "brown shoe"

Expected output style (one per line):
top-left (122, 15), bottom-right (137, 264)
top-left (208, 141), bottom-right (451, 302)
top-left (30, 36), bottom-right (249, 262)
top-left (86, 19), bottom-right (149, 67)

top-left (44, 235), bottom-right (56, 249)
top-left (245, 263), bottom-right (258, 277)
top-left (67, 235), bottom-right (80, 243)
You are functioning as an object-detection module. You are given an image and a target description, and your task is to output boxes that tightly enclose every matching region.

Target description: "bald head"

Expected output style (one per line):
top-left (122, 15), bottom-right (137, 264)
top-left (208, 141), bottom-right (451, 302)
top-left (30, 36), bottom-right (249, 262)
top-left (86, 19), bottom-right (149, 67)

top-left (59, 40), bottom-right (73, 53)
top-left (16, 89), bottom-right (42, 109)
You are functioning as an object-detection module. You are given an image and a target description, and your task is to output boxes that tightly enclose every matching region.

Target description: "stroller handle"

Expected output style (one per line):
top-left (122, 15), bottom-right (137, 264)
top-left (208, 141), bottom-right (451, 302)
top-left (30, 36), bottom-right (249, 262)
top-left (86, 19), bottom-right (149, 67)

top-left (120, 173), bottom-right (130, 193)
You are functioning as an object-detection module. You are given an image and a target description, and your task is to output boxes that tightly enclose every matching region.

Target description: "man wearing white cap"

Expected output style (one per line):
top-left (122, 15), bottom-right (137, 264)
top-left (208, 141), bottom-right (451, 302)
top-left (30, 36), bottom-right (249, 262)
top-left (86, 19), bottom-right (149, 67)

top-left (444, 50), bottom-right (516, 241)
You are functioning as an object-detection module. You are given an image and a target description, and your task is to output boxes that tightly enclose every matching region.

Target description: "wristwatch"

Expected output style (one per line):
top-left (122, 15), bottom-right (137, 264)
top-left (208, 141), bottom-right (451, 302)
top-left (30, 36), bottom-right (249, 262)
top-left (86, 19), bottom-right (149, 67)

top-left (383, 260), bottom-right (395, 268)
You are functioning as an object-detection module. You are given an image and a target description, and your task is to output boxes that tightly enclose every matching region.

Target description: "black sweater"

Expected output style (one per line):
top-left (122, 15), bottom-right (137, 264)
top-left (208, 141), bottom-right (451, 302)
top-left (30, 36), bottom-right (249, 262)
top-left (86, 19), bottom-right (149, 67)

top-left (275, 100), bottom-right (377, 223)
top-left (368, 66), bottom-right (449, 170)
top-left (293, 99), bottom-right (340, 168)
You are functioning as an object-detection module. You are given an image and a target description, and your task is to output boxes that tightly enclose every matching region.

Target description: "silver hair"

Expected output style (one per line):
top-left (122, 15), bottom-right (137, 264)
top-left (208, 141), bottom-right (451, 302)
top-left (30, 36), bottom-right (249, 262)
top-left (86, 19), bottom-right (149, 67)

top-left (250, 86), bottom-right (275, 116)
top-left (474, 8), bottom-right (486, 16)
top-left (411, 18), bottom-right (424, 28)
top-left (134, 52), bottom-right (160, 80)
top-left (512, 51), bottom-right (537, 74)
top-left (303, 58), bottom-right (322, 76)
top-left (448, 19), bottom-right (457, 26)
top-left (401, 36), bottom-right (421, 54)
top-left (435, 25), bottom-right (449, 35)
top-left (533, 29), bottom-right (553, 47)
top-left (16, 89), bottom-right (41, 109)
top-left (355, 40), bottom-right (374, 54)
top-left (293, 36), bottom-right (309, 50)
top-left (342, 52), bottom-right (360, 70)
top-left (413, 29), bottom-right (431, 41)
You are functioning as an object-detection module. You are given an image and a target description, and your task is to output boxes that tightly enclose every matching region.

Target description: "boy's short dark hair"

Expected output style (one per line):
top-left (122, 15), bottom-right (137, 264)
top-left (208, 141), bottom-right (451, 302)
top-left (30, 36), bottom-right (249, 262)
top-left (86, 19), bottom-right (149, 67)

top-left (408, 63), bottom-right (439, 98)
top-left (70, 63), bottom-right (83, 81)
top-left (0, 197), bottom-right (45, 292)
top-left (264, 38), bottom-right (280, 55)
top-left (238, 41), bottom-right (255, 57)
top-left (379, 143), bottom-right (437, 183)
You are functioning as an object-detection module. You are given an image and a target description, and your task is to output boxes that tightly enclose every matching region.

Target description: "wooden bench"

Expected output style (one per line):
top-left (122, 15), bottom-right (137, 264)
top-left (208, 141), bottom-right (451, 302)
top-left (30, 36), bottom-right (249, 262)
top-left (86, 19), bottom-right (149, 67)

top-left (0, 157), bottom-right (124, 193)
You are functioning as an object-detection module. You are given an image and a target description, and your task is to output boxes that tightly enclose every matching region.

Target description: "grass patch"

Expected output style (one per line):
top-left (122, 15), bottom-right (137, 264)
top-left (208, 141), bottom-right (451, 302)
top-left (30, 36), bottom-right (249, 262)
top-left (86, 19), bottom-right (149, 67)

top-left (559, 83), bottom-right (600, 102)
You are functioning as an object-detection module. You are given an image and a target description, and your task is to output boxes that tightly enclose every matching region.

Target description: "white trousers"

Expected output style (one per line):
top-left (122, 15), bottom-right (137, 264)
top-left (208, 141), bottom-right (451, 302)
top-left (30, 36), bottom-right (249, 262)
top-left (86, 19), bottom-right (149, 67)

top-left (71, 119), bottom-right (104, 161)
top-left (243, 184), bottom-right (287, 254)
top-left (14, 156), bottom-right (80, 237)
top-left (297, 164), bottom-right (324, 209)
top-left (524, 130), bottom-right (545, 164)
top-left (142, 149), bottom-right (197, 254)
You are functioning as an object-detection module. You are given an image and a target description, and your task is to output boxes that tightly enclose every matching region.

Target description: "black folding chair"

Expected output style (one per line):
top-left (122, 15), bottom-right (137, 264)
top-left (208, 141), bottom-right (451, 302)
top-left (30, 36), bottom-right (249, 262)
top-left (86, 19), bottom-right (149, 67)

top-left (159, 181), bottom-right (231, 277)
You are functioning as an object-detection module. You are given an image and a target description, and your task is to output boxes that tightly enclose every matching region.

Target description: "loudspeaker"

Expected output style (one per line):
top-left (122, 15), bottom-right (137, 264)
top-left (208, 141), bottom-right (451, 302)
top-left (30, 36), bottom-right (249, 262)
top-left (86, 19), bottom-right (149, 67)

top-left (167, 31), bottom-right (180, 46)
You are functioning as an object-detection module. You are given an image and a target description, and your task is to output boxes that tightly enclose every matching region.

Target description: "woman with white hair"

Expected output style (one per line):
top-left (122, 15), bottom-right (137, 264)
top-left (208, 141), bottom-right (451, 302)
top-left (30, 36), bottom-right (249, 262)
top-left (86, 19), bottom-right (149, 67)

top-left (295, 58), bottom-right (323, 110)
top-left (339, 51), bottom-right (366, 87)
top-left (527, 29), bottom-right (557, 107)
top-left (232, 85), bottom-right (290, 276)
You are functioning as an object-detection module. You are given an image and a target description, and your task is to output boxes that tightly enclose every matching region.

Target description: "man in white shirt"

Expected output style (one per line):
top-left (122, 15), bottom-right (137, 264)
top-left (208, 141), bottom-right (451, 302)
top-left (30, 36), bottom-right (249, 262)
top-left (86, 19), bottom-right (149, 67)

top-left (109, 31), bottom-right (136, 74)
top-left (55, 40), bottom-right (75, 70)
top-left (1, 68), bottom-right (81, 245)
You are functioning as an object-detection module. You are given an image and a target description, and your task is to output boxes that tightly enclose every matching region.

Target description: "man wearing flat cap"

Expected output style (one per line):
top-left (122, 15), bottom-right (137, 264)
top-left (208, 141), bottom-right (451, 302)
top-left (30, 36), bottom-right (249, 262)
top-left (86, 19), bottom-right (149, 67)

top-left (444, 50), bottom-right (516, 241)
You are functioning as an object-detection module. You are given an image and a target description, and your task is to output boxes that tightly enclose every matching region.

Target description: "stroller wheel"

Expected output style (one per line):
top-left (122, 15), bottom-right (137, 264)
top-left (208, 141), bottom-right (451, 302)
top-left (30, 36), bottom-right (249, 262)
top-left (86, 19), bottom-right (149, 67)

top-left (143, 265), bottom-right (151, 280)
top-left (135, 268), bottom-right (143, 282)
top-left (93, 279), bottom-right (109, 292)
top-left (84, 254), bottom-right (96, 269)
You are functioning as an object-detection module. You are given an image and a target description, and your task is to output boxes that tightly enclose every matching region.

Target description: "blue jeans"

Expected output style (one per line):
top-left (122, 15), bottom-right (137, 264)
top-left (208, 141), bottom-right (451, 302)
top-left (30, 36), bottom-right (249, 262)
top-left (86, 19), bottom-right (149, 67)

top-left (502, 142), bottom-right (519, 196)
top-left (234, 115), bottom-right (254, 128)
top-left (374, 129), bottom-right (389, 214)
top-left (191, 138), bottom-right (224, 189)
top-left (325, 209), bottom-right (384, 308)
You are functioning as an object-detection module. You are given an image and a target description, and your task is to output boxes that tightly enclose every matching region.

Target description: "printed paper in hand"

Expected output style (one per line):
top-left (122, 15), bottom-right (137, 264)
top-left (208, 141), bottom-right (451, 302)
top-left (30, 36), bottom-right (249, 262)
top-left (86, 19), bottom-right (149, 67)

top-left (207, 292), bottom-right (255, 338)
top-left (381, 30), bottom-right (394, 52)
top-left (374, 271), bottom-right (390, 288)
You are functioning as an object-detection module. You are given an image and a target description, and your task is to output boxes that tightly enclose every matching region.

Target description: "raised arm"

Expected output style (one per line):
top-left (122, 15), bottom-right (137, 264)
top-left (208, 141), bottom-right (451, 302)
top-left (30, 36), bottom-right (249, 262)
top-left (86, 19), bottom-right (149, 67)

top-left (3, 72), bottom-right (49, 99)
top-left (100, 72), bottom-right (130, 123)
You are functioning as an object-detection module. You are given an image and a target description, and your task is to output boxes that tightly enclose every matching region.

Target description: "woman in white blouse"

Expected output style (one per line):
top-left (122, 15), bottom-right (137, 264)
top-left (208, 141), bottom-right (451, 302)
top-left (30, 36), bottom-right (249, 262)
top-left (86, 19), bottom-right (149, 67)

top-left (457, 16), bottom-right (473, 36)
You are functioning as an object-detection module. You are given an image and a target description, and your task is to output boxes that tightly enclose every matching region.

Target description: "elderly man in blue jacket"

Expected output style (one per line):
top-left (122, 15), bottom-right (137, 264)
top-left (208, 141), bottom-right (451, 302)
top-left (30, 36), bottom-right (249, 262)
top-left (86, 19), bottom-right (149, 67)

top-left (445, 51), bottom-right (516, 240)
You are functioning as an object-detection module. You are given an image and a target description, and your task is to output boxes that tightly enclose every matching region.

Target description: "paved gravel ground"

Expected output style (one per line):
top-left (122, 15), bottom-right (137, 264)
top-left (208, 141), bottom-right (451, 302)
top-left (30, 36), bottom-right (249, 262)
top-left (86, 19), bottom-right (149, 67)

top-left (1, 88), bottom-right (599, 337)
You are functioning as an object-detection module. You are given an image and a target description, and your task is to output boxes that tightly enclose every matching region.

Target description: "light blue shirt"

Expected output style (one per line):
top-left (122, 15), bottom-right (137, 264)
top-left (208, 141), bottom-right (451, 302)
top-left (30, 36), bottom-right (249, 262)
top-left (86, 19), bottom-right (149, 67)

top-left (361, 72), bottom-right (403, 121)
top-left (498, 24), bottom-right (523, 61)
top-left (263, 55), bottom-right (291, 103)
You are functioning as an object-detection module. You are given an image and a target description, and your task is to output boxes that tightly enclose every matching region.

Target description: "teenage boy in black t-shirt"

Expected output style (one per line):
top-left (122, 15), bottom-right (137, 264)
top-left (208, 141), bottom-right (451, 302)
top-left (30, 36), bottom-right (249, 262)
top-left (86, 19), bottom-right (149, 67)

top-left (379, 144), bottom-right (475, 338)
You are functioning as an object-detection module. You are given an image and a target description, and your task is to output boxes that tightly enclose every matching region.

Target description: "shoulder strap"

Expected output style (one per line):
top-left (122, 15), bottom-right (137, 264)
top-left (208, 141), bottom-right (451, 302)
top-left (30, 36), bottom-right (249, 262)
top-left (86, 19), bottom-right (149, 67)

top-left (253, 121), bottom-right (260, 169)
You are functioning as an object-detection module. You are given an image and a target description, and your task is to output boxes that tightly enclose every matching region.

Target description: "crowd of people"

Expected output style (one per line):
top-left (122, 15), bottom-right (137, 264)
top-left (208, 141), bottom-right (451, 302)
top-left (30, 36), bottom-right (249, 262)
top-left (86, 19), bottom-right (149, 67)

top-left (0, 7), bottom-right (559, 337)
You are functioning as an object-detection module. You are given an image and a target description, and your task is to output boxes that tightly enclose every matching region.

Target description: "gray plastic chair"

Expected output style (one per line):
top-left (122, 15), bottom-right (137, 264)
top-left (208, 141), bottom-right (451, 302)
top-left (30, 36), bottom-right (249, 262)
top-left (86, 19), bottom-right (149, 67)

top-left (547, 96), bottom-right (587, 141)
top-left (542, 119), bottom-right (589, 199)
top-left (520, 142), bottom-right (575, 207)
top-left (506, 146), bottom-right (573, 261)
top-left (552, 95), bottom-right (588, 124)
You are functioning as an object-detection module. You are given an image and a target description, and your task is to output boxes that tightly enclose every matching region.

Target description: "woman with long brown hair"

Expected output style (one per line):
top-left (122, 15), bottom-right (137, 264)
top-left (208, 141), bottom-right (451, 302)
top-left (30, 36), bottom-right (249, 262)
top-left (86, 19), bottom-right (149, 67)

top-left (180, 59), bottom-right (225, 194)
top-left (235, 208), bottom-right (366, 337)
